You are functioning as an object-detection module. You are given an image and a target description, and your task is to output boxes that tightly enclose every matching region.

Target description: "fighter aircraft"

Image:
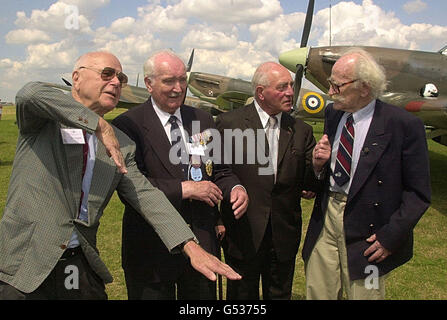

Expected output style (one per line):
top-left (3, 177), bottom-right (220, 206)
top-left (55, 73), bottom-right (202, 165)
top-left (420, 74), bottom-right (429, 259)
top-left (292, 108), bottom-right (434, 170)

top-left (49, 77), bottom-right (218, 113)
top-left (187, 69), bottom-right (330, 121)
top-left (51, 47), bottom-right (331, 121)
top-left (278, 0), bottom-right (447, 146)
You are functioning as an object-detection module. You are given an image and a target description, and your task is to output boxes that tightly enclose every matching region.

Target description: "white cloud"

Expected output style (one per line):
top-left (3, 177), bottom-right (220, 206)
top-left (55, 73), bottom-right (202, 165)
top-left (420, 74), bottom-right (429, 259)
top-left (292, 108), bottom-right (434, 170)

top-left (2, 0), bottom-right (447, 102)
top-left (181, 28), bottom-right (238, 51)
top-left (310, 0), bottom-right (447, 51)
top-left (249, 12), bottom-right (304, 55)
top-left (110, 17), bottom-right (136, 34)
top-left (5, 29), bottom-right (51, 44)
top-left (25, 40), bottom-right (79, 69)
top-left (171, 0), bottom-right (282, 24)
top-left (14, 2), bottom-right (93, 35)
top-left (403, 0), bottom-right (428, 14)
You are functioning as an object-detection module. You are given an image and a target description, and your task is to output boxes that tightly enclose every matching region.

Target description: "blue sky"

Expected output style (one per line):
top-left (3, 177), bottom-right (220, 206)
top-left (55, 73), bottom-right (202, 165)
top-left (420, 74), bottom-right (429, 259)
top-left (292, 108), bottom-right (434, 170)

top-left (1, 0), bottom-right (446, 102)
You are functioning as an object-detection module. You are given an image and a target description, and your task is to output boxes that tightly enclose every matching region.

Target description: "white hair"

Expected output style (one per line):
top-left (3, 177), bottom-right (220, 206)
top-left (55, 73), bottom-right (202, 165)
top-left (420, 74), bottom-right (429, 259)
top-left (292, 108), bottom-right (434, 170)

top-left (143, 49), bottom-right (185, 79)
top-left (341, 48), bottom-right (387, 98)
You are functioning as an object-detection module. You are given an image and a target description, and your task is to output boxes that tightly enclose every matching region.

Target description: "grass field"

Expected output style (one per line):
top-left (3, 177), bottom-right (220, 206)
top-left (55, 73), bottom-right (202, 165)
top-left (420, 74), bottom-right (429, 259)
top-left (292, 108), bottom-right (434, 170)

top-left (0, 105), bottom-right (446, 300)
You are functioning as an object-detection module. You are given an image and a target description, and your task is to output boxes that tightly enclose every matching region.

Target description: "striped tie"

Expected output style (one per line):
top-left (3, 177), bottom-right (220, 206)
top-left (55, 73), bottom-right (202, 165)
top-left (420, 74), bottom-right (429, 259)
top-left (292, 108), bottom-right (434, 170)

top-left (333, 114), bottom-right (354, 186)
top-left (168, 115), bottom-right (189, 179)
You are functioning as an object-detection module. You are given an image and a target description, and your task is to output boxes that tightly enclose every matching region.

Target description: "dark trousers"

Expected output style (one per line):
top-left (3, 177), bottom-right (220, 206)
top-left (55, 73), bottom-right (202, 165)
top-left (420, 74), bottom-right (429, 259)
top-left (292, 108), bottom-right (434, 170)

top-left (225, 225), bottom-right (296, 300)
top-left (0, 247), bottom-right (107, 300)
top-left (124, 262), bottom-right (216, 300)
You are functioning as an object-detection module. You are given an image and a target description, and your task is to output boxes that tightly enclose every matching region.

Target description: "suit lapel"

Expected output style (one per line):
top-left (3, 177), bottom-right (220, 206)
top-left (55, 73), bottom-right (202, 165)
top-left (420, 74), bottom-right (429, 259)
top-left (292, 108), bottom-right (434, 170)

top-left (61, 125), bottom-right (85, 218)
top-left (348, 101), bottom-right (391, 202)
top-left (87, 141), bottom-right (116, 223)
top-left (277, 113), bottom-right (293, 167)
top-left (142, 101), bottom-right (184, 178)
top-left (244, 103), bottom-right (274, 184)
top-left (244, 103), bottom-right (267, 154)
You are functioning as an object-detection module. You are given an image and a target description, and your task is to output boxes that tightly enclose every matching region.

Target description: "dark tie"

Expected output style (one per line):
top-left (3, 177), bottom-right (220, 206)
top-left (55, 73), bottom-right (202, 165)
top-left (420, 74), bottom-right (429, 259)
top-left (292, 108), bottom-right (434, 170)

top-left (333, 114), bottom-right (354, 186)
top-left (168, 115), bottom-right (189, 179)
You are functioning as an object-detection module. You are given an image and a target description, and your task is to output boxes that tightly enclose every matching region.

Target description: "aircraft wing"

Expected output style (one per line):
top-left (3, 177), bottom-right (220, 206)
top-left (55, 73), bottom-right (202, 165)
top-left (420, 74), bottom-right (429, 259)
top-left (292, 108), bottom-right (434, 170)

top-left (118, 85), bottom-right (149, 109)
top-left (215, 91), bottom-right (252, 111)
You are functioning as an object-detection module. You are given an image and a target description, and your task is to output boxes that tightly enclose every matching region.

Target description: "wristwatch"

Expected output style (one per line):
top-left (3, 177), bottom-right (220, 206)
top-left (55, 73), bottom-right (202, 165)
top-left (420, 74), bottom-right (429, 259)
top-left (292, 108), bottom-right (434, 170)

top-left (180, 237), bottom-right (200, 258)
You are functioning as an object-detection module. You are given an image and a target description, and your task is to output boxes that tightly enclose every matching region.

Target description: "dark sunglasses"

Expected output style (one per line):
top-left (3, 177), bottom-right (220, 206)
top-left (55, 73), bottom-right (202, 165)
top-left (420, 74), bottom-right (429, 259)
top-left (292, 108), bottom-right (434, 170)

top-left (78, 66), bottom-right (128, 87)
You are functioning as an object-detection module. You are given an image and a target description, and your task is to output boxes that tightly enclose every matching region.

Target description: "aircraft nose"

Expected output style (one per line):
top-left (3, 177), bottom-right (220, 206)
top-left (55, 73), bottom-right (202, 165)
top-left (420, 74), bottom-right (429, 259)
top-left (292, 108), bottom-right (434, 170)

top-left (279, 47), bottom-right (310, 73)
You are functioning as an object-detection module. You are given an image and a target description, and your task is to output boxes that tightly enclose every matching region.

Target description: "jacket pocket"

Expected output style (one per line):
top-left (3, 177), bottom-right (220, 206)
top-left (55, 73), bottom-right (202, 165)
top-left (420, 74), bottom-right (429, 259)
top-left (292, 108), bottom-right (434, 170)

top-left (0, 210), bottom-right (36, 276)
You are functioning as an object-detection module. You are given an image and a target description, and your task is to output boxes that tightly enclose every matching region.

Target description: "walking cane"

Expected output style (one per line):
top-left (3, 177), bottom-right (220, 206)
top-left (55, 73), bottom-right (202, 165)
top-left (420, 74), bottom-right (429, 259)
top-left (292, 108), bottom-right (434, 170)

top-left (217, 238), bottom-right (223, 300)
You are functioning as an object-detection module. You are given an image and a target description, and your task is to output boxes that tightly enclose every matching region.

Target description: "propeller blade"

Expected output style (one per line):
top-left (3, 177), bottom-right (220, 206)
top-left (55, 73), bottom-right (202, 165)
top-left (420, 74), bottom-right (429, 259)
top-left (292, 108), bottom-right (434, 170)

top-left (300, 0), bottom-right (315, 48)
top-left (292, 0), bottom-right (314, 107)
top-left (292, 65), bottom-right (304, 107)
top-left (62, 78), bottom-right (72, 86)
top-left (186, 49), bottom-right (195, 72)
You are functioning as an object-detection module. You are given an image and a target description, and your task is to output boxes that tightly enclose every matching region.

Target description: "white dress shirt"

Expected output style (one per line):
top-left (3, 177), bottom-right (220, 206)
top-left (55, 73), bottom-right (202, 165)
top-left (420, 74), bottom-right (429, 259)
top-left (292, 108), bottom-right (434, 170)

top-left (329, 99), bottom-right (376, 195)
top-left (68, 132), bottom-right (98, 248)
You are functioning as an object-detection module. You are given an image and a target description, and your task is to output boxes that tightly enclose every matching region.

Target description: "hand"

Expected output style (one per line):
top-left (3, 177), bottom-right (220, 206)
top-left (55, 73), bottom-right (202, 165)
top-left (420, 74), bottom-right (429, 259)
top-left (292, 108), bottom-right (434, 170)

top-left (230, 186), bottom-right (249, 219)
top-left (181, 180), bottom-right (223, 207)
top-left (364, 234), bottom-right (391, 263)
top-left (215, 224), bottom-right (225, 241)
top-left (302, 190), bottom-right (316, 200)
top-left (182, 240), bottom-right (241, 281)
top-left (95, 117), bottom-right (127, 174)
top-left (313, 134), bottom-right (331, 173)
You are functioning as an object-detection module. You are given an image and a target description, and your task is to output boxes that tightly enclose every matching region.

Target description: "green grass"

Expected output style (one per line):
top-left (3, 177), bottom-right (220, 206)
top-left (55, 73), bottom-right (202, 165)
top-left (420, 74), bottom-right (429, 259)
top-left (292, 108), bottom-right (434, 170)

top-left (0, 105), bottom-right (446, 299)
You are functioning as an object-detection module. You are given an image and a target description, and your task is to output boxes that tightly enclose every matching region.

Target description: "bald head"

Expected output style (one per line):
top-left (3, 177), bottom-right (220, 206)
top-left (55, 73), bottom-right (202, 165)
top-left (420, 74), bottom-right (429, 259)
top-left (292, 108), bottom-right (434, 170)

top-left (73, 51), bottom-right (121, 72)
top-left (143, 50), bottom-right (187, 114)
top-left (252, 61), bottom-right (294, 115)
top-left (143, 50), bottom-right (186, 80)
top-left (71, 51), bottom-right (123, 115)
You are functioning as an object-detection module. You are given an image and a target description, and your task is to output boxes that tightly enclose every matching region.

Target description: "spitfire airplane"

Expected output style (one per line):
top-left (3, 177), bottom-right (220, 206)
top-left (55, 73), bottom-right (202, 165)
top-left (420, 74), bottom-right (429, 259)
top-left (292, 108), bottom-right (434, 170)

top-left (279, 0), bottom-right (447, 146)
top-left (48, 48), bottom-right (331, 122)
top-left (187, 70), bottom-right (330, 121)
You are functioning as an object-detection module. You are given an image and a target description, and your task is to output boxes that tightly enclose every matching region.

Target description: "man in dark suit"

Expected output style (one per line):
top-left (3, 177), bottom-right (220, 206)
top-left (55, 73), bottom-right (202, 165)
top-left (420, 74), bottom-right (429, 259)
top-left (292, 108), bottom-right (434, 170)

top-left (302, 49), bottom-right (431, 299)
top-left (112, 50), bottom-right (248, 300)
top-left (215, 62), bottom-right (319, 300)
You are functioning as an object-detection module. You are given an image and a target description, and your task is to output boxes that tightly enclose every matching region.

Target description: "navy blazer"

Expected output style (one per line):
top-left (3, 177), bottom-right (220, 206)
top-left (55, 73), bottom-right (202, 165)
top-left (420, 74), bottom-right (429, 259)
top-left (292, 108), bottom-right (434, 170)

top-left (302, 99), bottom-right (431, 280)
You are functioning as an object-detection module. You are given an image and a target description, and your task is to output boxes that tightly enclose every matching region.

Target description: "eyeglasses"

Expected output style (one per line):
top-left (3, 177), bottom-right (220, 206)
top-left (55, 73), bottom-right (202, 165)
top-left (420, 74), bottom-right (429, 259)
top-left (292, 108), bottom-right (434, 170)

top-left (327, 78), bottom-right (359, 94)
top-left (78, 66), bottom-right (128, 88)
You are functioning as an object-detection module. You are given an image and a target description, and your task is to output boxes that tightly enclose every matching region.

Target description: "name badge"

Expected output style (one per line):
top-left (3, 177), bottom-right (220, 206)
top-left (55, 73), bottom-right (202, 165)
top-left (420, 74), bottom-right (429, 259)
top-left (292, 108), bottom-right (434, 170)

top-left (188, 143), bottom-right (206, 156)
top-left (190, 167), bottom-right (203, 181)
top-left (61, 128), bottom-right (85, 144)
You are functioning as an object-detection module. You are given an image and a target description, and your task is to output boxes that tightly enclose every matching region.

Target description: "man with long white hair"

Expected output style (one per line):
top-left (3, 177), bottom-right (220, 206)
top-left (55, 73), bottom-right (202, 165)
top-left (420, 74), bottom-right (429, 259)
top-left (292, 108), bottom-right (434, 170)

top-left (303, 48), bottom-right (431, 299)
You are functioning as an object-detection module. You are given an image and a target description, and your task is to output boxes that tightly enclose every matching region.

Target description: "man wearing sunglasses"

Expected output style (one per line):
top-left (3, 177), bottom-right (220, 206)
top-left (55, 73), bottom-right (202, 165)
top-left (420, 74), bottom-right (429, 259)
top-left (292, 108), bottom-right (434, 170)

top-left (0, 51), bottom-right (241, 299)
top-left (302, 48), bottom-right (431, 299)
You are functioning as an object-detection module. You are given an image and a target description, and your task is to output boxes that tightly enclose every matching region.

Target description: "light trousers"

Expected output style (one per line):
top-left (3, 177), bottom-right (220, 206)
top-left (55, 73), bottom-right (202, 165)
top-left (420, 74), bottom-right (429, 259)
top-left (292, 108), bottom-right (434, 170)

top-left (305, 193), bottom-right (386, 300)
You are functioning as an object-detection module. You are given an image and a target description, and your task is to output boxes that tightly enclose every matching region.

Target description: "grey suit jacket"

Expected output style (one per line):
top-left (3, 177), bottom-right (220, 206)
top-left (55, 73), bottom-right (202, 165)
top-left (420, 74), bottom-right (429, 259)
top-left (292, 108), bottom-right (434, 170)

top-left (0, 82), bottom-right (195, 293)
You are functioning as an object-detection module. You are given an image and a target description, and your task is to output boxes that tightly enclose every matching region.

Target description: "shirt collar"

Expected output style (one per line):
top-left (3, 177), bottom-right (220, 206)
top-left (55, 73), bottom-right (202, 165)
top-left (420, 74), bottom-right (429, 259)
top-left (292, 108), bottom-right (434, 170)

top-left (342, 99), bottom-right (376, 124)
top-left (151, 97), bottom-right (183, 127)
top-left (254, 99), bottom-right (282, 129)
top-left (353, 99), bottom-right (376, 123)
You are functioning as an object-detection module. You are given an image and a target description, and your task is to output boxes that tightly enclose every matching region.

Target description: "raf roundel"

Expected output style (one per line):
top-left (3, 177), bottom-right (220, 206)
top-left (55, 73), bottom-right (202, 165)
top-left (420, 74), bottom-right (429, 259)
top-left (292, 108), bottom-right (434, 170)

top-left (302, 92), bottom-right (325, 114)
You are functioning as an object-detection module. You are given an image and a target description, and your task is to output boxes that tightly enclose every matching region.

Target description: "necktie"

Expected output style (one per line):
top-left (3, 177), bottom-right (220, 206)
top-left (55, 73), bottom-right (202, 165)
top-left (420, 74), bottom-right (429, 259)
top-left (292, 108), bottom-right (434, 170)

top-left (333, 114), bottom-right (354, 186)
top-left (168, 115), bottom-right (189, 179)
top-left (267, 116), bottom-right (278, 181)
